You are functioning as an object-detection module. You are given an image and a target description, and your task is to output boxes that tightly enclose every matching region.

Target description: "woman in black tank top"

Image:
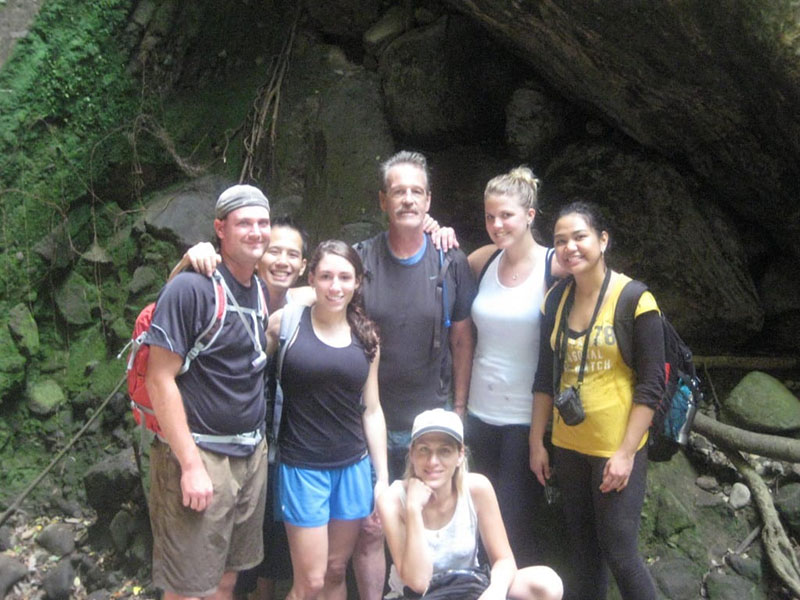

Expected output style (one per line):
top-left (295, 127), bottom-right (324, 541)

top-left (266, 240), bottom-right (388, 600)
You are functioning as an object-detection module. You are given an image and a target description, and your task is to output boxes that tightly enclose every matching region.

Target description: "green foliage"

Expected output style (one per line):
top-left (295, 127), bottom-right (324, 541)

top-left (0, 0), bottom-right (140, 304)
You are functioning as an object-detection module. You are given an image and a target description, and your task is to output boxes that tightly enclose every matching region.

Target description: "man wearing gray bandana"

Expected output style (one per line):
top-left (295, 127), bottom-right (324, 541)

top-left (145, 184), bottom-right (272, 600)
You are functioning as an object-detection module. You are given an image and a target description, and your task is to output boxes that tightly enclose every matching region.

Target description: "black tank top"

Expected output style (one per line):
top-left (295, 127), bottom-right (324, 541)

top-left (280, 307), bottom-right (371, 468)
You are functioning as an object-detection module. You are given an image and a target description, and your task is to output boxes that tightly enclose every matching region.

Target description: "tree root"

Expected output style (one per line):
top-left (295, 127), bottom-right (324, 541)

top-left (694, 412), bottom-right (800, 463)
top-left (239, 8), bottom-right (300, 184)
top-left (720, 447), bottom-right (800, 597)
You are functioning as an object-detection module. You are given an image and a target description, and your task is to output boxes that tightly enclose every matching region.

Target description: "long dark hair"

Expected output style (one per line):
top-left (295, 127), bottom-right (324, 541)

top-left (307, 240), bottom-right (380, 361)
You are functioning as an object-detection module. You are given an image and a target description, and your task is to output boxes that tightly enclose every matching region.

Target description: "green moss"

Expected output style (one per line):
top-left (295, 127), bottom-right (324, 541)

top-left (0, 0), bottom-right (139, 304)
top-left (65, 325), bottom-right (109, 395)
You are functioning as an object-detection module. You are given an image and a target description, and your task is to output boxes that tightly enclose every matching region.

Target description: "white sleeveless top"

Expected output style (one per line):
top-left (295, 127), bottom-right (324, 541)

top-left (468, 246), bottom-right (548, 425)
top-left (388, 481), bottom-right (479, 594)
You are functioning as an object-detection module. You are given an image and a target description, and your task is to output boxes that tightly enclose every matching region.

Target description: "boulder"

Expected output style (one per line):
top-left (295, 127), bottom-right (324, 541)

top-left (363, 5), bottom-right (407, 58)
top-left (0, 325), bottom-right (26, 402)
top-left (109, 510), bottom-right (136, 554)
top-left (144, 175), bottom-right (229, 247)
top-left (0, 555), bottom-right (27, 598)
top-left (36, 523), bottom-right (76, 557)
top-left (55, 271), bottom-right (96, 326)
top-left (379, 15), bottom-right (517, 146)
top-left (728, 482), bottom-right (751, 510)
top-left (705, 570), bottom-right (764, 599)
top-left (305, 0), bottom-right (382, 39)
top-left (442, 0), bottom-right (800, 261)
top-left (722, 371), bottom-right (800, 433)
top-left (42, 558), bottom-right (74, 600)
top-left (27, 379), bottom-right (67, 416)
top-left (649, 553), bottom-right (702, 600)
top-left (7, 303), bottom-right (40, 357)
top-left (127, 266), bottom-right (160, 295)
top-left (774, 482), bottom-right (800, 537)
top-left (83, 448), bottom-right (141, 521)
top-left (33, 221), bottom-right (73, 269)
top-left (541, 142), bottom-right (763, 350)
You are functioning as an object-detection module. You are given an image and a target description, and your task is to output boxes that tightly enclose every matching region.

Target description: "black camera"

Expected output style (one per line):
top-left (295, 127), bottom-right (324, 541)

top-left (554, 386), bottom-right (585, 426)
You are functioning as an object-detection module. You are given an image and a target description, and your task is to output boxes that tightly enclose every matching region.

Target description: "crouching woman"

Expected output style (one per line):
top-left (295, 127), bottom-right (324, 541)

top-left (377, 409), bottom-right (563, 600)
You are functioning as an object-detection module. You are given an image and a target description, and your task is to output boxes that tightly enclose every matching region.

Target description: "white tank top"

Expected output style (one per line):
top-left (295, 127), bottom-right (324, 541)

top-left (468, 246), bottom-right (548, 425)
top-left (388, 481), bottom-right (479, 595)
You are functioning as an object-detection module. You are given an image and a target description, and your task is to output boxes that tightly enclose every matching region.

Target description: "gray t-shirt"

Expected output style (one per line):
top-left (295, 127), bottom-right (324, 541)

top-left (356, 233), bottom-right (476, 431)
top-left (146, 263), bottom-right (268, 456)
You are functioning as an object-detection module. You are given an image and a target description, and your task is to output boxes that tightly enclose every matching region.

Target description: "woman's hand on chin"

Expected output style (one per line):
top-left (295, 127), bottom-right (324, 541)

top-left (406, 477), bottom-right (434, 510)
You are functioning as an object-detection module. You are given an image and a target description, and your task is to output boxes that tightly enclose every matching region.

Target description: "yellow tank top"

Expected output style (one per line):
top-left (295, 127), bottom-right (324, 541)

top-left (549, 273), bottom-right (659, 457)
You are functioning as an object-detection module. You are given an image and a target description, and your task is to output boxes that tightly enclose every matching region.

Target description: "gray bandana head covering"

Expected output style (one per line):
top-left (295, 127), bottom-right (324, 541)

top-left (215, 184), bottom-right (270, 219)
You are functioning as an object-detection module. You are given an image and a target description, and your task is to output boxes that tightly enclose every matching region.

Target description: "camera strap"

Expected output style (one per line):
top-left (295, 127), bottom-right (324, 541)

top-left (555, 268), bottom-right (612, 392)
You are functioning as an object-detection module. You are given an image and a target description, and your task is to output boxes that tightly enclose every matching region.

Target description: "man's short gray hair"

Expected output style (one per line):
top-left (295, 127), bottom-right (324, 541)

top-left (379, 151), bottom-right (430, 192)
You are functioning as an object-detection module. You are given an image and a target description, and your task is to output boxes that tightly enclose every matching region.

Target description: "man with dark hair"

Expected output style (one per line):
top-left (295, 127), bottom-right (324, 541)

top-left (145, 184), bottom-right (272, 600)
top-left (352, 151), bottom-right (477, 599)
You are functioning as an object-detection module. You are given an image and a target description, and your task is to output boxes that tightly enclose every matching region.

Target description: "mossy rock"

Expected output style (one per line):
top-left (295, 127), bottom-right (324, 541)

top-left (0, 326), bottom-right (27, 401)
top-left (65, 325), bottom-right (109, 395)
top-left (8, 303), bottom-right (40, 357)
top-left (722, 371), bottom-right (800, 433)
top-left (55, 271), bottom-right (98, 326)
top-left (27, 378), bottom-right (66, 416)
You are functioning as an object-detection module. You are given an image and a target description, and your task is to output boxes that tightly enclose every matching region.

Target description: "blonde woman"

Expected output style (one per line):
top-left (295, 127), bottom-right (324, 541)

top-left (378, 409), bottom-right (563, 600)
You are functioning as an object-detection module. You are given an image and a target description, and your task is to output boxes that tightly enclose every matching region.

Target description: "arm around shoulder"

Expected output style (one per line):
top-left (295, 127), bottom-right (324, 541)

top-left (467, 244), bottom-right (498, 279)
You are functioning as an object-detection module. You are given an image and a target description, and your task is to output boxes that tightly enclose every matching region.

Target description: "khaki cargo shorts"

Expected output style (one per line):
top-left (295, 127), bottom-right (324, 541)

top-left (149, 438), bottom-right (268, 597)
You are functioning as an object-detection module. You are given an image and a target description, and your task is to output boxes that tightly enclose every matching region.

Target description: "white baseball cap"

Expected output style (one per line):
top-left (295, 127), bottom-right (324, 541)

top-left (411, 408), bottom-right (463, 445)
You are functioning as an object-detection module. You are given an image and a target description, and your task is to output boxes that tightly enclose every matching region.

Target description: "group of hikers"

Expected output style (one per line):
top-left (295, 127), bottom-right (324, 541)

top-left (142, 149), bottom-right (665, 600)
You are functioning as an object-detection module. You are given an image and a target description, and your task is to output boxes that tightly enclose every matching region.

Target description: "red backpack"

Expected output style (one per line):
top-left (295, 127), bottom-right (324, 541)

top-left (122, 270), bottom-right (266, 436)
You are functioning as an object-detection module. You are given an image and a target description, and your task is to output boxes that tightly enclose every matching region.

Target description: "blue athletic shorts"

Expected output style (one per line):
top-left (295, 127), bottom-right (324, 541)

top-left (279, 455), bottom-right (373, 527)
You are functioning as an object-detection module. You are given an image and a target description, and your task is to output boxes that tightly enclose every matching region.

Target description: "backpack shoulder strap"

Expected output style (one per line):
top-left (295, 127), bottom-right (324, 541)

top-left (613, 279), bottom-right (648, 370)
top-left (268, 302), bottom-right (305, 461)
top-left (477, 248), bottom-right (502, 285)
top-left (433, 246), bottom-right (456, 350)
top-left (180, 271), bottom-right (227, 374)
top-left (544, 247), bottom-right (557, 289)
top-left (276, 302), bottom-right (304, 381)
top-left (544, 276), bottom-right (573, 393)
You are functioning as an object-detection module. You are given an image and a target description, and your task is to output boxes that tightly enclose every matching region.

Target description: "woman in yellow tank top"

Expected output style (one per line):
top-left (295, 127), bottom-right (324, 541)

top-left (529, 201), bottom-right (664, 600)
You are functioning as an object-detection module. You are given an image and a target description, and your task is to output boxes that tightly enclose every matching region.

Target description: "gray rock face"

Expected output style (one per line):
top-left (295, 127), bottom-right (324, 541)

top-left (541, 142), bottom-right (762, 349)
top-left (36, 523), bottom-right (75, 557)
top-left (505, 86), bottom-right (568, 162)
top-left (27, 378), bottom-right (66, 416)
top-left (8, 303), bottom-right (40, 357)
top-left (0, 555), bottom-right (27, 598)
top-left (758, 256), bottom-right (800, 351)
top-left (272, 40), bottom-right (394, 241)
top-left (379, 15), bottom-right (516, 145)
top-left (443, 0), bottom-right (800, 261)
top-left (723, 371), bottom-right (800, 433)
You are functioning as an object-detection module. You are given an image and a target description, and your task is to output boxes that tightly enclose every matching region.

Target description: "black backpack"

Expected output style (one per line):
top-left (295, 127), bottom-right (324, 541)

top-left (614, 280), bottom-right (702, 461)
